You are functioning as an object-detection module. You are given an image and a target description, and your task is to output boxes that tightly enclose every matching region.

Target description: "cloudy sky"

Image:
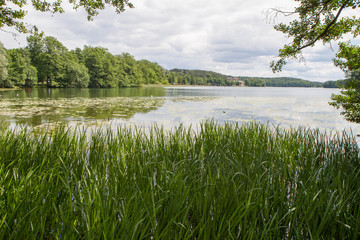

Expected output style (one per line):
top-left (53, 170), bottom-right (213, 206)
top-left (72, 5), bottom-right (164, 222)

top-left (0, 0), bottom-right (348, 82)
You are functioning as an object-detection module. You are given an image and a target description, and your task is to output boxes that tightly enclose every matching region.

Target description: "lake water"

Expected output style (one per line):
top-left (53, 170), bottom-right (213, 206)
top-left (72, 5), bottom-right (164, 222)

top-left (0, 86), bottom-right (358, 134)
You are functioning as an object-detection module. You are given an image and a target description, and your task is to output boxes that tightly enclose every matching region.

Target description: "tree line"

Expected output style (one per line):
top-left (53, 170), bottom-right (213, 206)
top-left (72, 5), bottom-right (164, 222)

top-left (168, 69), bottom-right (242, 86)
top-left (0, 35), bottom-right (169, 88)
top-left (0, 34), bottom-right (346, 89)
top-left (241, 77), bottom-right (323, 88)
top-left (0, 36), bottom-right (243, 88)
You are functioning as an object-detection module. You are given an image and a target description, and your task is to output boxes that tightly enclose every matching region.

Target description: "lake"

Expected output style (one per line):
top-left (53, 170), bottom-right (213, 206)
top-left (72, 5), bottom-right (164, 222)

top-left (0, 86), bottom-right (358, 134)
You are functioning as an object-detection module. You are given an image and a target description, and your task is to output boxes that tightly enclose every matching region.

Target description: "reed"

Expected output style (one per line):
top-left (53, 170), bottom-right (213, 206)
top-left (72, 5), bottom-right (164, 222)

top-left (0, 121), bottom-right (359, 239)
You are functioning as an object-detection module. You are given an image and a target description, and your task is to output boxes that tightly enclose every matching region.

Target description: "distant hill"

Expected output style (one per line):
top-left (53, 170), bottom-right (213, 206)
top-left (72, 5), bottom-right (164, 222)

top-left (168, 69), bottom-right (240, 86)
top-left (170, 69), bottom-right (229, 79)
top-left (322, 79), bottom-right (348, 88)
top-left (169, 69), bottom-right (326, 88)
top-left (240, 76), bottom-right (323, 88)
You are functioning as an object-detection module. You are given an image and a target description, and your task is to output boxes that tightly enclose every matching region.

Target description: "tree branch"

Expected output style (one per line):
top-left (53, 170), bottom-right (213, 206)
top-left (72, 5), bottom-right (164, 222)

top-left (295, 2), bottom-right (348, 52)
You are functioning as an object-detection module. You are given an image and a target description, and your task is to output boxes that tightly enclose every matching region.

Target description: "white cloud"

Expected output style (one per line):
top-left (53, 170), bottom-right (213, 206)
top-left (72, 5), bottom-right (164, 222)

top-left (0, 0), bottom-right (346, 82)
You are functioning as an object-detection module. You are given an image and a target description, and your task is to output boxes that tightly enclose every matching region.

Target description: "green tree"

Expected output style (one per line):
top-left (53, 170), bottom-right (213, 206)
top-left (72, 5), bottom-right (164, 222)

top-left (271, 0), bottom-right (360, 72)
top-left (334, 41), bottom-right (360, 72)
top-left (36, 36), bottom-right (68, 87)
top-left (272, 0), bottom-right (360, 123)
top-left (167, 72), bottom-right (179, 85)
top-left (25, 65), bottom-right (38, 87)
top-left (7, 48), bottom-right (37, 87)
top-left (63, 60), bottom-right (90, 88)
top-left (138, 59), bottom-right (167, 85)
top-left (0, 41), bottom-right (9, 87)
top-left (83, 46), bottom-right (118, 88)
top-left (118, 53), bottom-right (143, 86)
top-left (329, 71), bottom-right (360, 123)
top-left (55, 51), bottom-right (90, 88)
top-left (0, 0), bottom-right (133, 33)
top-left (26, 36), bottom-right (90, 88)
top-left (26, 34), bottom-right (44, 83)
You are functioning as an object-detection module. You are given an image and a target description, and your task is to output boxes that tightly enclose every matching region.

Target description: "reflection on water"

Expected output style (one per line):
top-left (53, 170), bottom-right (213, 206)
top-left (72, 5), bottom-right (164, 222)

top-left (0, 86), bottom-right (358, 133)
top-left (0, 87), bottom-right (166, 99)
top-left (0, 96), bottom-right (165, 127)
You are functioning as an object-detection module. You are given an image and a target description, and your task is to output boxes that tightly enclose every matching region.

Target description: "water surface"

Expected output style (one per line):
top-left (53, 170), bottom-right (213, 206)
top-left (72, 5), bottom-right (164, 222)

top-left (0, 86), bottom-right (357, 133)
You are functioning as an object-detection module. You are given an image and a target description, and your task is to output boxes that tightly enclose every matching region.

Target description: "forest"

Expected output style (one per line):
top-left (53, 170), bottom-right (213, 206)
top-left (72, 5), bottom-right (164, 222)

top-left (242, 77), bottom-right (323, 87)
top-left (169, 69), bottom-right (243, 86)
top-left (322, 79), bottom-right (348, 88)
top-left (0, 35), bottom-right (341, 88)
top-left (0, 35), bottom-right (169, 88)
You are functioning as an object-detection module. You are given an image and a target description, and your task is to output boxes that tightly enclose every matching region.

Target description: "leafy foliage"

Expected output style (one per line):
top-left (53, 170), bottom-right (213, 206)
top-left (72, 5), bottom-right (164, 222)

top-left (6, 48), bottom-right (38, 87)
top-left (330, 70), bottom-right (360, 123)
top-left (334, 41), bottom-right (360, 72)
top-left (271, 0), bottom-right (360, 72)
top-left (138, 60), bottom-right (168, 85)
top-left (82, 46), bottom-right (118, 88)
top-left (62, 59), bottom-right (90, 88)
top-left (0, 41), bottom-right (9, 87)
top-left (272, 0), bottom-right (360, 123)
top-left (1, 35), bottom-right (171, 88)
top-left (0, 0), bottom-right (133, 33)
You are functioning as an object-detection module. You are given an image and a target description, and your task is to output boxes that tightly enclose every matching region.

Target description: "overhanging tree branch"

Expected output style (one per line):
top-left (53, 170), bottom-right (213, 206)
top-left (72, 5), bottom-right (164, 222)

top-left (295, 2), bottom-right (348, 52)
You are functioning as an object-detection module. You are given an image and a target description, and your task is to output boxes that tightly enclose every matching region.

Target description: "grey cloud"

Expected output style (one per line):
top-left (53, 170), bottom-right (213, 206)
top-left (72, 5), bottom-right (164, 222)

top-left (0, 0), bottom-right (345, 82)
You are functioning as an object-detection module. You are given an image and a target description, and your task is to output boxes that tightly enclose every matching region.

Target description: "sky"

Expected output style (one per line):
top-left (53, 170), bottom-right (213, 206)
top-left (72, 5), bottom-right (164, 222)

top-left (0, 0), bottom-right (349, 82)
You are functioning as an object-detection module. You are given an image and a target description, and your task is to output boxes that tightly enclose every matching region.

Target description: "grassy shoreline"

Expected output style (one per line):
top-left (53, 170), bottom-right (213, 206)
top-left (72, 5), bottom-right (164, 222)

top-left (0, 121), bottom-right (359, 239)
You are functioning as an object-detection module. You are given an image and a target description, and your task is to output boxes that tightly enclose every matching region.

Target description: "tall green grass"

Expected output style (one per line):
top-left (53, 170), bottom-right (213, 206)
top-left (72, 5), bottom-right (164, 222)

top-left (0, 121), bottom-right (359, 239)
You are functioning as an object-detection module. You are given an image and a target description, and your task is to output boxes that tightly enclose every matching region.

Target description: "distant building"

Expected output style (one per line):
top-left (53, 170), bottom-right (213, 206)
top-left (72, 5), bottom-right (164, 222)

top-left (226, 76), bottom-right (239, 81)
top-left (227, 76), bottom-right (244, 86)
